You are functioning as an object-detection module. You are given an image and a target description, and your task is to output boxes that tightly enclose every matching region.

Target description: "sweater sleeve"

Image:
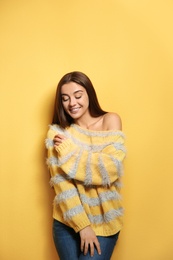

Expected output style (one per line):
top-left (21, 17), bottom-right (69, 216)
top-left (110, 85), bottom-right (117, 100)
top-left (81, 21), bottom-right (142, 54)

top-left (55, 134), bottom-right (126, 186)
top-left (46, 128), bottom-right (91, 232)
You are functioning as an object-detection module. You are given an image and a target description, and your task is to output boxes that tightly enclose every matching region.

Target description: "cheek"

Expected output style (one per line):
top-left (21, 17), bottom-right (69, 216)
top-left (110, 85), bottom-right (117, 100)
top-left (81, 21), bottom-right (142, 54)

top-left (84, 97), bottom-right (89, 107)
top-left (81, 94), bottom-right (88, 103)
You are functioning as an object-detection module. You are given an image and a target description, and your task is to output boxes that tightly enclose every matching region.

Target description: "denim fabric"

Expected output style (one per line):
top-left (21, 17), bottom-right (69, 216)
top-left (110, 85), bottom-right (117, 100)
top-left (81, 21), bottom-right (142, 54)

top-left (53, 219), bottom-right (120, 260)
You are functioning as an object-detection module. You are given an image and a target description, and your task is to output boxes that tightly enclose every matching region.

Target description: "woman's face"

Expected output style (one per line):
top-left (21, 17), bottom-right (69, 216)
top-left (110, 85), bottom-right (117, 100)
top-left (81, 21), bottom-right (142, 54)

top-left (61, 82), bottom-right (90, 120)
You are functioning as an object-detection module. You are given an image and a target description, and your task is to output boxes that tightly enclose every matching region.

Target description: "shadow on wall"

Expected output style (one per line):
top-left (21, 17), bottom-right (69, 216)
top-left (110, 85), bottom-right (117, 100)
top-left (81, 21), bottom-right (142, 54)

top-left (42, 149), bottom-right (58, 260)
top-left (39, 92), bottom-right (59, 260)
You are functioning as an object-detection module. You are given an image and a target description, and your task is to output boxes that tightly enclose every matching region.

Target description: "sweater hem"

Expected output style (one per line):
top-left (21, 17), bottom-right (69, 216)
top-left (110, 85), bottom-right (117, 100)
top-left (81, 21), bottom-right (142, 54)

top-left (53, 213), bottom-right (123, 236)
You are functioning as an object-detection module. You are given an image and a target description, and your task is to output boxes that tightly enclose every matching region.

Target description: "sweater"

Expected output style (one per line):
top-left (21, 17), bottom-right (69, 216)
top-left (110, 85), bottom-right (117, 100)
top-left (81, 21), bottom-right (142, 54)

top-left (45, 123), bottom-right (126, 236)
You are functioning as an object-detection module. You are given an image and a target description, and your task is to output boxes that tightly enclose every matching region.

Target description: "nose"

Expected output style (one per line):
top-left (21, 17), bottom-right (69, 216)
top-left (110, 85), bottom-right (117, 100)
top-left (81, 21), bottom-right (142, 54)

top-left (69, 97), bottom-right (76, 106)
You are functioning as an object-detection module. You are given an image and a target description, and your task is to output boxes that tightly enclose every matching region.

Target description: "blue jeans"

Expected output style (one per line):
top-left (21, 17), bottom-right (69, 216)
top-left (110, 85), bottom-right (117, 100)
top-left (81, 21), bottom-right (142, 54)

top-left (53, 219), bottom-right (120, 260)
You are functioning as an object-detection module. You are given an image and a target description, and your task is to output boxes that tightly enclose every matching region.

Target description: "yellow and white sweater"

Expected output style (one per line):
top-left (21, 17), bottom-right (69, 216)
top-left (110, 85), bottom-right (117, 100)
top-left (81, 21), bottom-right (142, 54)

top-left (45, 124), bottom-right (126, 236)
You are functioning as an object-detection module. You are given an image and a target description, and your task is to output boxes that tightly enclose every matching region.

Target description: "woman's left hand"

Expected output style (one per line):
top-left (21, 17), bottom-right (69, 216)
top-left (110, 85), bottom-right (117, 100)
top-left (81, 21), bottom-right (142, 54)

top-left (79, 226), bottom-right (101, 257)
top-left (53, 134), bottom-right (67, 146)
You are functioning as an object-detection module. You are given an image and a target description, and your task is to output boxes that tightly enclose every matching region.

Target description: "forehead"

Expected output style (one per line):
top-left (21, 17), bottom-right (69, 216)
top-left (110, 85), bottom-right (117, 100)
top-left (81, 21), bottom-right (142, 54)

top-left (61, 82), bottom-right (85, 94)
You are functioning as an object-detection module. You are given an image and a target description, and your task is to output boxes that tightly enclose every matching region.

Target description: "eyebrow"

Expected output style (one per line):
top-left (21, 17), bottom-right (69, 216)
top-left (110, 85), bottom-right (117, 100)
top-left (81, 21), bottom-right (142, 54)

top-left (61, 90), bottom-right (83, 96)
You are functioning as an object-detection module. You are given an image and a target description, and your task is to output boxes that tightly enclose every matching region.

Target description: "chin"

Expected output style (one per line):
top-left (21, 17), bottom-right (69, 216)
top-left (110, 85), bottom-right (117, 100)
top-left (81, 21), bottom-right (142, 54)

top-left (69, 114), bottom-right (81, 119)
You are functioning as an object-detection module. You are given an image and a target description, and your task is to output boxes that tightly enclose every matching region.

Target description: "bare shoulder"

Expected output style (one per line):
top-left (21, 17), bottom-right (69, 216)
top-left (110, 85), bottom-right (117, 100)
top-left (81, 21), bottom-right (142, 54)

top-left (103, 112), bottom-right (122, 131)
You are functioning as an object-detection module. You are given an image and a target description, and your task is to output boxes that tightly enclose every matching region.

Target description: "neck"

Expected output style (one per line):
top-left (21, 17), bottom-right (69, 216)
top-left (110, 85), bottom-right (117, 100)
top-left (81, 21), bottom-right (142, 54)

top-left (74, 115), bottom-right (104, 130)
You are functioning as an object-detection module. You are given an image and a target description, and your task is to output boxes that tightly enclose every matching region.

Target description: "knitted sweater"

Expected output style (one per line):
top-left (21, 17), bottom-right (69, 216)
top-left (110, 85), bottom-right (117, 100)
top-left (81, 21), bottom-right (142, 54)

top-left (45, 123), bottom-right (126, 236)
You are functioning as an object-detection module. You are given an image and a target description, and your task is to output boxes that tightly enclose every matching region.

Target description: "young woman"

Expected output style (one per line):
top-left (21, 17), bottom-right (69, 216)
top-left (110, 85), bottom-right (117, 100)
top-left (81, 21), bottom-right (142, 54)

top-left (45, 71), bottom-right (126, 260)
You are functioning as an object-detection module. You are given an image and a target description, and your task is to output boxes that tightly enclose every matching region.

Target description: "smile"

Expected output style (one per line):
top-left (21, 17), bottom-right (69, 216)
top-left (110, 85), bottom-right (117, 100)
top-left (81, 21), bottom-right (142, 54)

top-left (69, 107), bottom-right (81, 113)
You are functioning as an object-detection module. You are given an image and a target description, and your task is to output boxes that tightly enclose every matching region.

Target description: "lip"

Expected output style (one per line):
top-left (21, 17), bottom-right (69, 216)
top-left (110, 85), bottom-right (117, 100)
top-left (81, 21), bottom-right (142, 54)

top-left (69, 107), bottom-right (81, 114)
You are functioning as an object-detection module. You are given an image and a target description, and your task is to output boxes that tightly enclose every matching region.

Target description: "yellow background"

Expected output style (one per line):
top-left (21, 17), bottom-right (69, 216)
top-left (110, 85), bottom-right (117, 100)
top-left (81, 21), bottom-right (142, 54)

top-left (0, 1), bottom-right (173, 259)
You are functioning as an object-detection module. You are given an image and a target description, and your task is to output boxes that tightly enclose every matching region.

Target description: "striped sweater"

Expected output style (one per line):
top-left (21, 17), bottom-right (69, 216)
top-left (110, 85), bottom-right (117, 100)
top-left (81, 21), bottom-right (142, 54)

top-left (45, 123), bottom-right (126, 236)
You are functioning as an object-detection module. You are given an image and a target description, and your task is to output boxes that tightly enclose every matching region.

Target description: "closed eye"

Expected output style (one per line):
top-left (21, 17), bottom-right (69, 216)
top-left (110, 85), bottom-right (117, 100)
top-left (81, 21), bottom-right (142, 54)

top-left (62, 96), bottom-right (69, 102)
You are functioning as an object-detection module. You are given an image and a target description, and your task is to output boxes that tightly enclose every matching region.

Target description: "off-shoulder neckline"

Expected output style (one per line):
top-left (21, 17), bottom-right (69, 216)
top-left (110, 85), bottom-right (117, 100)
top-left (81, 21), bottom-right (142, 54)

top-left (71, 123), bottom-right (123, 134)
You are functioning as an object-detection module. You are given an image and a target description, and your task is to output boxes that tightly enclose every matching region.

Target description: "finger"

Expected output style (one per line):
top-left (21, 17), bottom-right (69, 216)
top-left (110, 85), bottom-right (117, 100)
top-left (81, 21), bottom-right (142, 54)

top-left (54, 137), bottom-right (62, 142)
top-left (83, 242), bottom-right (89, 256)
top-left (55, 134), bottom-right (66, 139)
top-left (89, 242), bottom-right (95, 257)
top-left (80, 240), bottom-right (84, 252)
top-left (53, 139), bottom-right (61, 146)
top-left (95, 240), bottom-right (101, 255)
top-left (54, 142), bottom-right (60, 146)
top-left (54, 134), bottom-right (65, 141)
top-left (53, 136), bottom-right (65, 146)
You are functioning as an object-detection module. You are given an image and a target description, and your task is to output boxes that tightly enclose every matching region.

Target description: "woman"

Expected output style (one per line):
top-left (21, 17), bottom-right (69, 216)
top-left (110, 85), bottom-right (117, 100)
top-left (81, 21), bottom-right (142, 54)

top-left (45, 71), bottom-right (126, 259)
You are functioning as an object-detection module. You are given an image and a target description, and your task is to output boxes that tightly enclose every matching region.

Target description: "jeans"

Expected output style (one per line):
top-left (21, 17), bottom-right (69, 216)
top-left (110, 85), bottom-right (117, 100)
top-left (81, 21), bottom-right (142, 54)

top-left (53, 219), bottom-right (120, 260)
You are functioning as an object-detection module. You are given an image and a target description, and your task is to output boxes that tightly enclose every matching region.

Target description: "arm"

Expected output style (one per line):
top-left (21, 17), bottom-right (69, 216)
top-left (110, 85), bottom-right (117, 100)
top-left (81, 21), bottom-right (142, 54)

top-left (54, 133), bottom-right (125, 186)
top-left (52, 114), bottom-right (125, 186)
top-left (46, 128), bottom-right (90, 232)
top-left (49, 169), bottom-right (101, 256)
top-left (46, 127), bottom-right (101, 256)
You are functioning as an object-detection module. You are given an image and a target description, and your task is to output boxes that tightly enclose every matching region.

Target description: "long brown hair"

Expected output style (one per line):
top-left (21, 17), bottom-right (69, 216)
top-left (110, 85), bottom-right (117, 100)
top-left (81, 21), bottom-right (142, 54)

top-left (52, 71), bottom-right (107, 128)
